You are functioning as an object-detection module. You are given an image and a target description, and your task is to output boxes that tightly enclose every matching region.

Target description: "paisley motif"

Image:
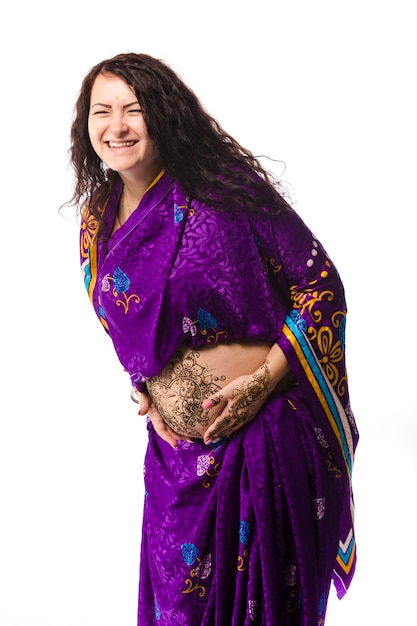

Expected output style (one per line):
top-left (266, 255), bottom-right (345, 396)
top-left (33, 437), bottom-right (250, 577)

top-left (197, 308), bottom-right (218, 330)
top-left (101, 275), bottom-right (111, 292)
top-left (239, 520), bottom-right (253, 545)
top-left (174, 203), bottom-right (184, 223)
top-left (181, 543), bottom-right (199, 566)
top-left (248, 600), bottom-right (258, 621)
top-left (289, 309), bottom-right (307, 332)
top-left (154, 597), bottom-right (161, 621)
top-left (314, 427), bottom-right (329, 448)
top-left (196, 454), bottom-right (212, 476)
top-left (113, 266), bottom-right (130, 293)
top-left (285, 564), bottom-right (297, 586)
top-left (314, 498), bottom-right (326, 520)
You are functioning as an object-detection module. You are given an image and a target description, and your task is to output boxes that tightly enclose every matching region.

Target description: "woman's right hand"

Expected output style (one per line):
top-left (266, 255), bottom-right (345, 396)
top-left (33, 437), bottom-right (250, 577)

top-left (135, 391), bottom-right (184, 449)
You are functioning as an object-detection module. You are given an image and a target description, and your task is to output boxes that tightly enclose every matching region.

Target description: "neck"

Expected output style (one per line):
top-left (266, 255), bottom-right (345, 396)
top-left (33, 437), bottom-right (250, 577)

top-left (115, 168), bottom-right (162, 229)
top-left (120, 167), bottom-right (161, 208)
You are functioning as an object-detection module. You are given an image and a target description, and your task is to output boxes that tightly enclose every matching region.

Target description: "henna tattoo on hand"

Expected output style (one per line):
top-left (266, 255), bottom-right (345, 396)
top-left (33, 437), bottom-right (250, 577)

top-left (208, 359), bottom-right (271, 439)
top-left (147, 350), bottom-right (225, 437)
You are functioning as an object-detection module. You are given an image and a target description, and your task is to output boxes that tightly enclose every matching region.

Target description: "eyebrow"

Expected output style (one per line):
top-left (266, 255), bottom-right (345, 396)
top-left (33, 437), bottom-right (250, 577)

top-left (90, 101), bottom-right (141, 110)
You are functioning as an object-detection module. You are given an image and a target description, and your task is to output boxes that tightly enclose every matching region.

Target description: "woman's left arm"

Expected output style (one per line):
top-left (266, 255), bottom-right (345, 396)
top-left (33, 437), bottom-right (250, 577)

top-left (202, 343), bottom-right (292, 444)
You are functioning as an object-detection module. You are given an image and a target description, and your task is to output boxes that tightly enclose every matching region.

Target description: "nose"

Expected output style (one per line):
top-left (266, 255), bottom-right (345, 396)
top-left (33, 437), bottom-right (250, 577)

top-left (109, 110), bottom-right (129, 135)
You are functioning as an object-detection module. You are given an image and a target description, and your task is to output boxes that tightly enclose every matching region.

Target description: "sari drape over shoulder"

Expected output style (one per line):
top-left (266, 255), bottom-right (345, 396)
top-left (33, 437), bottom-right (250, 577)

top-left (80, 172), bottom-right (358, 625)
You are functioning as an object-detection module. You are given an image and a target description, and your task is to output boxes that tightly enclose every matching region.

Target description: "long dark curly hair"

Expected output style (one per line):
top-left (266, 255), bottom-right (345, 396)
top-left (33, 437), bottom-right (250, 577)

top-left (69, 52), bottom-right (289, 229)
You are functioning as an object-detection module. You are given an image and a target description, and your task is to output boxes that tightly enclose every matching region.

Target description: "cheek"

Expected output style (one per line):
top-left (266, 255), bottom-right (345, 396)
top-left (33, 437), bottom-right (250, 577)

top-left (88, 116), bottom-right (103, 138)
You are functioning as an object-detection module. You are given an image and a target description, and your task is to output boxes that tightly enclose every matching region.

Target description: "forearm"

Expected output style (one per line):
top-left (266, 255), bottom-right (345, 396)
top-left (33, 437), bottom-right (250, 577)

top-left (262, 343), bottom-right (292, 390)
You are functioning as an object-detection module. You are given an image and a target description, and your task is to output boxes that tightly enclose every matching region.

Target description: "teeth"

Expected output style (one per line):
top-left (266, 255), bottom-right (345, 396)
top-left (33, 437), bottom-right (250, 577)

top-left (108, 141), bottom-right (135, 148)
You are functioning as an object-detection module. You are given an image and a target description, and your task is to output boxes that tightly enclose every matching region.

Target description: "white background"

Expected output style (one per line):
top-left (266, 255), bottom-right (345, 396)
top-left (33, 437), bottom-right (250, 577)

top-left (1, 1), bottom-right (416, 624)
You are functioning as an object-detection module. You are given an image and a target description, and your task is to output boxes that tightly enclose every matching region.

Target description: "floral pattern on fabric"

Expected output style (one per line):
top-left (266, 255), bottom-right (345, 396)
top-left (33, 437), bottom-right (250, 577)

top-left (174, 202), bottom-right (189, 223)
top-left (248, 599), bottom-right (258, 622)
top-left (313, 498), bottom-right (326, 520)
top-left (80, 210), bottom-right (99, 261)
top-left (196, 454), bottom-right (222, 488)
top-left (282, 589), bottom-right (302, 619)
top-left (288, 290), bottom-right (348, 403)
top-left (196, 454), bottom-right (212, 477)
top-left (325, 451), bottom-right (343, 479)
top-left (285, 564), bottom-right (298, 587)
top-left (181, 543), bottom-right (199, 566)
top-left (239, 520), bottom-right (253, 545)
top-left (154, 597), bottom-right (161, 621)
top-left (318, 591), bottom-right (327, 624)
top-left (314, 427), bottom-right (329, 448)
top-left (81, 257), bottom-right (92, 293)
top-left (181, 543), bottom-right (212, 597)
top-left (101, 267), bottom-right (140, 314)
top-left (182, 308), bottom-right (228, 343)
top-left (237, 520), bottom-right (253, 572)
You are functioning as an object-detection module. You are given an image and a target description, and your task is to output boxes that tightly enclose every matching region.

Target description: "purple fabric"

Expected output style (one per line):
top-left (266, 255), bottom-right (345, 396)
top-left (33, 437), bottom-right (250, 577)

top-left (80, 172), bottom-right (359, 624)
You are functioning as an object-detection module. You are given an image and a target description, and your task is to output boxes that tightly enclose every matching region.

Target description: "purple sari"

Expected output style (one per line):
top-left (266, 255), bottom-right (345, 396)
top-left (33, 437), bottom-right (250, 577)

top-left (80, 172), bottom-right (358, 625)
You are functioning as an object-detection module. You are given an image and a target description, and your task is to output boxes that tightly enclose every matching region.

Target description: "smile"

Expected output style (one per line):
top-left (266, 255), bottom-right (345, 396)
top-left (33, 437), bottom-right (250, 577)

top-left (107, 141), bottom-right (137, 148)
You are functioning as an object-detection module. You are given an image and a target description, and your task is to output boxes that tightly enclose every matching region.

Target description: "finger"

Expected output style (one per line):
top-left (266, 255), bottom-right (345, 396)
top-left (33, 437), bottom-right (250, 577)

top-left (201, 387), bottom-right (228, 410)
top-left (202, 396), bottom-right (220, 410)
top-left (138, 402), bottom-right (152, 416)
top-left (203, 413), bottom-right (229, 444)
top-left (131, 389), bottom-right (152, 415)
top-left (148, 410), bottom-right (179, 448)
top-left (155, 426), bottom-right (179, 449)
top-left (203, 377), bottom-right (246, 410)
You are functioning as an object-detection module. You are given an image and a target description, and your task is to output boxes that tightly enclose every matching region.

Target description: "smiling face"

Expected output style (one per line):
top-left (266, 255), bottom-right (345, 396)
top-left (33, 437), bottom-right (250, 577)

top-left (88, 72), bottom-right (159, 182)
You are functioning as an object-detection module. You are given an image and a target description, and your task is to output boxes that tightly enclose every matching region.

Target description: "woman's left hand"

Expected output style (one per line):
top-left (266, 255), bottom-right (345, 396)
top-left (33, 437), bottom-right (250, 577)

top-left (202, 359), bottom-right (274, 444)
top-left (202, 344), bottom-right (294, 444)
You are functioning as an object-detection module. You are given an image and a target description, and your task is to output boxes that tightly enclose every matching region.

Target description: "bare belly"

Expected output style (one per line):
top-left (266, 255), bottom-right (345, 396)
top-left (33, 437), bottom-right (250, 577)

top-left (146, 341), bottom-right (272, 438)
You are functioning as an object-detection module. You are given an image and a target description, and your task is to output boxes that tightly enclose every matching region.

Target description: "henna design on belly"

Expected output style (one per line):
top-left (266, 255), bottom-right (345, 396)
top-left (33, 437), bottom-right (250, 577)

top-left (147, 350), bottom-right (226, 437)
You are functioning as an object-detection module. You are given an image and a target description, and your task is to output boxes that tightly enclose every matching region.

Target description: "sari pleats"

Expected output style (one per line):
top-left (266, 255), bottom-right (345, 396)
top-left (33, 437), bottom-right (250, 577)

top-left (138, 386), bottom-right (345, 625)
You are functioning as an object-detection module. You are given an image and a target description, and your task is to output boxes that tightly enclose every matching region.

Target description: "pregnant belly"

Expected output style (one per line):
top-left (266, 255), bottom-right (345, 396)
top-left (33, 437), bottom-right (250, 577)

top-left (146, 341), bottom-right (271, 438)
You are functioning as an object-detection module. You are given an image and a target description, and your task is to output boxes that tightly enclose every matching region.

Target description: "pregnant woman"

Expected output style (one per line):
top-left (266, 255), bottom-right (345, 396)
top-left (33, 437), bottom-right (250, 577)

top-left (71, 53), bottom-right (359, 625)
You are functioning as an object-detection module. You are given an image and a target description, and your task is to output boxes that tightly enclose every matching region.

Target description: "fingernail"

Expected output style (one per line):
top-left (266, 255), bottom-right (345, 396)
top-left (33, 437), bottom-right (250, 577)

top-left (202, 399), bottom-right (213, 410)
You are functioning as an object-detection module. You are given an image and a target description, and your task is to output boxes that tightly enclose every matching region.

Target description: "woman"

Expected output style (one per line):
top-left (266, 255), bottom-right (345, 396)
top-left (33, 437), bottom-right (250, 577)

top-left (70, 53), bottom-right (358, 625)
